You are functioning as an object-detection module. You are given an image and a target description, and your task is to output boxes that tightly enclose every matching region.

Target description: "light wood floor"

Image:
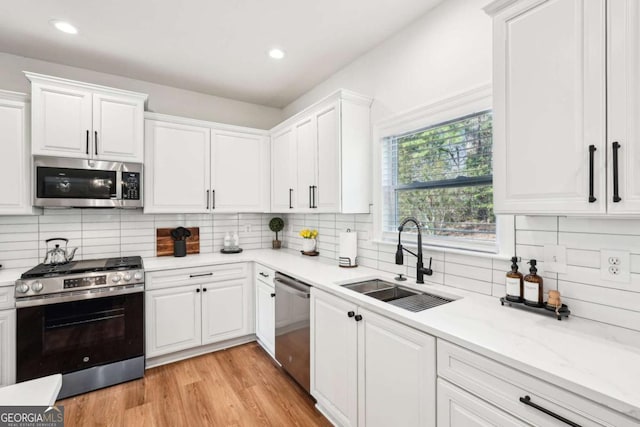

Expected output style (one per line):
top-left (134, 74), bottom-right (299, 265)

top-left (57, 342), bottom-right (331, 427)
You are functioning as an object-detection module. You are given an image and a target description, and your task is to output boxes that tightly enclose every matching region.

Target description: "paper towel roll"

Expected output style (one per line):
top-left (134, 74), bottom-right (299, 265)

top-left (339, 230), bottom-right (358, 267)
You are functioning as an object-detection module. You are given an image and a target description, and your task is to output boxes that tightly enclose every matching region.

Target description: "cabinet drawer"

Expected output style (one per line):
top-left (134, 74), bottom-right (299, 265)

top-left (0, 286), bottom-right (15, 310)
top-left (254, 263), bottom-right (275, 288)
top-left (437, 340), bottom-right (636, 427)
top-left (146, 263), bottom-right (248, 290)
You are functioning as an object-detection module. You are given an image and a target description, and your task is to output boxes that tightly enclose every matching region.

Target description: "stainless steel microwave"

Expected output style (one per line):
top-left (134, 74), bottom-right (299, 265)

top-left (34, 156), bottom-right (142, 208)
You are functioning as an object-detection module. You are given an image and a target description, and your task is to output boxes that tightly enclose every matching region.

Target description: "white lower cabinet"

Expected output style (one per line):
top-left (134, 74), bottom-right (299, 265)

top-left (437, 339), bottom-right (638, 427)
top-left (311, 288), bottom-right (436, 427)
top-left (255, 264), bottom-right (275, 356)
top-left (0, 308), bottom-right (16, 386)
top-left (145, 263), bottom-right (252, 360)
top-left (437, 379), bottom-right (525, 427)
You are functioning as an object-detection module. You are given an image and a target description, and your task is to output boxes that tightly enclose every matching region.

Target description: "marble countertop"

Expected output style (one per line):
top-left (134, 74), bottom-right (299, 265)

top-left (0, 374), bottom-right (62, 405)
top-left (145, 249), bottom-right (640, 420)
top-left (0, 268), bottom-right (24, 287)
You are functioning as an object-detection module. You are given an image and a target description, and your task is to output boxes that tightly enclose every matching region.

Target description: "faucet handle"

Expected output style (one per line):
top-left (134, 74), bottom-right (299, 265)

top-left (424, 257), bottom-right (433, 276)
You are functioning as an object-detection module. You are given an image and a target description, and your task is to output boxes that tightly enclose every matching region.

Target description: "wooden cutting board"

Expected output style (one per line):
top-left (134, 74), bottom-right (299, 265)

top-left (156, 227), bottom-right (200, 256)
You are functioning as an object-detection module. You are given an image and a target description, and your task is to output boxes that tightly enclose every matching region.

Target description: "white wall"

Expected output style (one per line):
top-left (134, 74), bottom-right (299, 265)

top-left (0, 52), bottom-right (282, 129)
top-left (282, 0), bottom-right (492, 124)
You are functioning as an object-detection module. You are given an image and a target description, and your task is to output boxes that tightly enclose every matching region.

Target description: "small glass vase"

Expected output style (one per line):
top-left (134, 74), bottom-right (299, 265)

top-left (302, 238), bottom-right (316, 253)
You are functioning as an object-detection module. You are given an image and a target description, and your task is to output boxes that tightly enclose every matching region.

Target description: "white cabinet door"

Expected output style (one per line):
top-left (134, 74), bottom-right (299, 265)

top-left (358, 308), bottom-right (436, 427)
top-left (315, 102), bottom-right (340, 212)
top-left (31, 82), bottom-right (93, 158)
top-left (93, 92), bottom-right (144, 162)
top-left (437, 379), bottom-right (526, 427)
top-left (0, 309), bottom-right (15, 386)
top-left (201, 279), bottom-right (249, 344)
top-left (492, 0), bottom-right (606, 215)
top-left (271, 127), bottom-right (296, 211)
top-left (145, 285), bottom-right (202, 358)
top-left (0, 93), bottom-right (32, 215)
top-left (295, 118), bottom-right (317, 211)
top-left (255, 279), bottom-right (275, 355)
top-left (311, 289), bottom-right (358, 427)
top-left (211, 130), bottom-right (269, 212)
top-left (607, 0), bottom-right (640, 214)
top-left (144, 120), bottom-right (211, 213)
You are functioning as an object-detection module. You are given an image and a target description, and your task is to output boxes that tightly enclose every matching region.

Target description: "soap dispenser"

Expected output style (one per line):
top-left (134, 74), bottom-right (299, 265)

top-left (505, 256), bottom-right (524, 303)
top-left (523, 259), bottom-right (544, 307)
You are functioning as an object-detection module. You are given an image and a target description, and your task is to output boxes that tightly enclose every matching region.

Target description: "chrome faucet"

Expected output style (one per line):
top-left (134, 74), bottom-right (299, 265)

top-left (395, 217), bottom-right (433, 284)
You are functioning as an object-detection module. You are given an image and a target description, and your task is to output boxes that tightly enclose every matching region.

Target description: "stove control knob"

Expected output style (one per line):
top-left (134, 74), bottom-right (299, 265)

top-left (123, 273), bottom-right (132, 282)
top-left (133, 272), bottom-right (143, 281)
top-left (16, 283), bottom-right (29, 293)
top-left (30, 281), bottom-right (43, 293)
top-left (112, 274), bottom-right (122, 283)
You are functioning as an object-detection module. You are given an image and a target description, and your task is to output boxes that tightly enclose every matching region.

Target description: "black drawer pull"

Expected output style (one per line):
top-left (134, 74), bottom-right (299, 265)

top-left (347, 311), bottom-right (355, 318)
top-left (202, 288), bottom-right (207, 292)
top-left (588, 145), bottom-right (596, 203)
top-left (270, 293), bottom-right (276, 298)
top-left (259, 272), bottom-right (269, 278)
top-left (354, 314), bottom-right (363, 321)
top-left (289, 188), bottom-right (293, 209)
top-left (190, 273), bottom-right (213, 278)
top-left (196, 288), bottom-right (200, 293)
top-left (519, 396), bottom-right (581, 427)
top-left (612, 142), bottom-right (621, 202)
top-left (86, 130), bottom-right (89, 155)
top-left (94, 131), bottom-right (98, 155)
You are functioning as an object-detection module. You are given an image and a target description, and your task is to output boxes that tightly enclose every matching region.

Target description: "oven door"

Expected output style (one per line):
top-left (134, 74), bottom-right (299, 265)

top-left (16, 291), bottom-right (144, 382)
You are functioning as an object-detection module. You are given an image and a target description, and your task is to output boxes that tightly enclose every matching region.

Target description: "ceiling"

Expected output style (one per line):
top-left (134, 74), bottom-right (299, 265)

top-left (0, 0), bottom-right (442, 108)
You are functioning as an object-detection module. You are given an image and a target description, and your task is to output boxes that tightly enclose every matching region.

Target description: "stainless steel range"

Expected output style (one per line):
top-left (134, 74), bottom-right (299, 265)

top-left (15, 256), bottom-right (145, 399)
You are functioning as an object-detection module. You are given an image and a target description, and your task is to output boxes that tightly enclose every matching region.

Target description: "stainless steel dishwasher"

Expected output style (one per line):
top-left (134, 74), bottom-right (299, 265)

top-left (274, 272), bottom-right (311, 393)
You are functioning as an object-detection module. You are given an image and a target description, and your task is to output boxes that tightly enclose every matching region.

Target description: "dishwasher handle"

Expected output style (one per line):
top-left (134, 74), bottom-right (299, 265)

top-left (274, 274), bottom-right (311, 299)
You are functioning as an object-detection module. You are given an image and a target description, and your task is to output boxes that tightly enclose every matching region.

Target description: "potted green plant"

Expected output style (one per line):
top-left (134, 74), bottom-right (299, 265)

top-left (269, 217), bottom-right (285, 249)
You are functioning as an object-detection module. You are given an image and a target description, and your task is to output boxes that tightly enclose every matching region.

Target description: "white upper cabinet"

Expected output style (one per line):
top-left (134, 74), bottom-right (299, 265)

top-left (270, 90), bottom-right (372, 214)
top-left (26, 72), bottom-right (146, 162)
top-left (144, 119), bottom-right (211, 213)
top-left (0, 91), bottom-right (35, 215)
top-left (607, 0), bottom-right (640, 215)
top-left (271, 127), bottom-right (296, 211)
top-left (144, 113), bottom-right (270, 214)
top-left (488, 0), bottom-right (606, 215)
top-left (211, 130), bottom-right (269, 212)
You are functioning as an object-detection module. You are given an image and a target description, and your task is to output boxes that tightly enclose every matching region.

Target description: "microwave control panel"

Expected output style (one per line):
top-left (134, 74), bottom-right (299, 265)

top-left (122, 172), bottom-right (141, 200)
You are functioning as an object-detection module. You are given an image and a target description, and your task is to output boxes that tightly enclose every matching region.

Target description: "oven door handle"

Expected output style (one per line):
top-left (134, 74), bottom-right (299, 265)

top-left (16, 284), bottom-right (144, 308)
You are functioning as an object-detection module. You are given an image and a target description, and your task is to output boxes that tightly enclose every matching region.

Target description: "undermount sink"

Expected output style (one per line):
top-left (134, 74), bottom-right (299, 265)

top-left (341, 279), bottom-right (455, 312)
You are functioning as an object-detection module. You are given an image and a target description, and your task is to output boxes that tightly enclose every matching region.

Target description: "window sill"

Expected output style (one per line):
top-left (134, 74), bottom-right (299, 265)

top-left (372, 238), bottom-right (512, 261)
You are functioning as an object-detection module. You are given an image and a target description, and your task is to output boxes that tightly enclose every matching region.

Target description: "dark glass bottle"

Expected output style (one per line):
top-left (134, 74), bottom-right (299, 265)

top-left (505, 256), bottom-right (524, 303)
top-left (523, 259), bottom-right (544, 307)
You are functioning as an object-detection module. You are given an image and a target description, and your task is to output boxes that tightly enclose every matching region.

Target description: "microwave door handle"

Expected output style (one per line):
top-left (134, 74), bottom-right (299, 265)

top-left (116, 170), bottom-right (123, 202)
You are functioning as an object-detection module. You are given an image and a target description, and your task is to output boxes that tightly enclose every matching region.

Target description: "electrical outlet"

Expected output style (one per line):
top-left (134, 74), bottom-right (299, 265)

top-left (600, 249), bottom-right (630, 283)
top-left (244, 224), bottom-right (252, 233)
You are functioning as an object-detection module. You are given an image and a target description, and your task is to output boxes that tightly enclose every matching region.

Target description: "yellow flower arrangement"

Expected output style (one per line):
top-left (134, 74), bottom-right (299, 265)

top-left (299, 228), bottom-right (318, 239)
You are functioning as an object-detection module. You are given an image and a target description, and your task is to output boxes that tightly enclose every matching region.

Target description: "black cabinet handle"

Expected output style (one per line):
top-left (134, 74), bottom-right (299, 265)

top-left (212, 189), bottom-right (216, 209)
top-left (588, 145), bottom-right (596, 203)
top-left (259, 272), bottom-right (269, 278)
top-left (196, 288), bottom-right (200, 293)
top-left (309, 186), bottom-right (312, 208)
top-left (354, 314), bottom-right (363, 321)
top-left (94, 131), bottom-right (98, 156)
top-left (202, 288), bottom-right (207, 292)
top-left (519, 396), bottom-right (581, 427)
top-left (270, 293), bottom-right (276, 298)
top-left (312, 186), bottom-right (317, 208)
top-left (190, 272), bottom-right (213, 278)
top-left (206, 190), bottom-right (210, 209)
top-left (347, 311), bottom-right (355, 318)
top-left (612, 142), bottom-right (621, 202)
top-left (86, 130), bottom-right (89, 155)
top-left (289, 188), bottom-right (293, 209)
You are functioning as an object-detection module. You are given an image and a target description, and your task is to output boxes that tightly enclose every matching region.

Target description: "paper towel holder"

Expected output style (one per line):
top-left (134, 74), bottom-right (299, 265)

top-left (339, 228), bottom-right (358, 268)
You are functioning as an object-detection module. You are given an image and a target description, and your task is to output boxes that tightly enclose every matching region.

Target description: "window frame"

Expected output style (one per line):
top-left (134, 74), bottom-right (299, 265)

top-left (372, 85), bottom-right (514, 255)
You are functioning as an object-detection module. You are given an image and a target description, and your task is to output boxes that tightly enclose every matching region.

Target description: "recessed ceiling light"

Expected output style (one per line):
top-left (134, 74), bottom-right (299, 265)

top-left (268, 48), bottom-right (285, 60)
top-left (50, 20), bottom-right (78, 35)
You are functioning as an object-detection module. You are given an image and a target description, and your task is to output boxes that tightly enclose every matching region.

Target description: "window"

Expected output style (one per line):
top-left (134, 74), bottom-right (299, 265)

top-left (378, 88), bottom-right (500, 251)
